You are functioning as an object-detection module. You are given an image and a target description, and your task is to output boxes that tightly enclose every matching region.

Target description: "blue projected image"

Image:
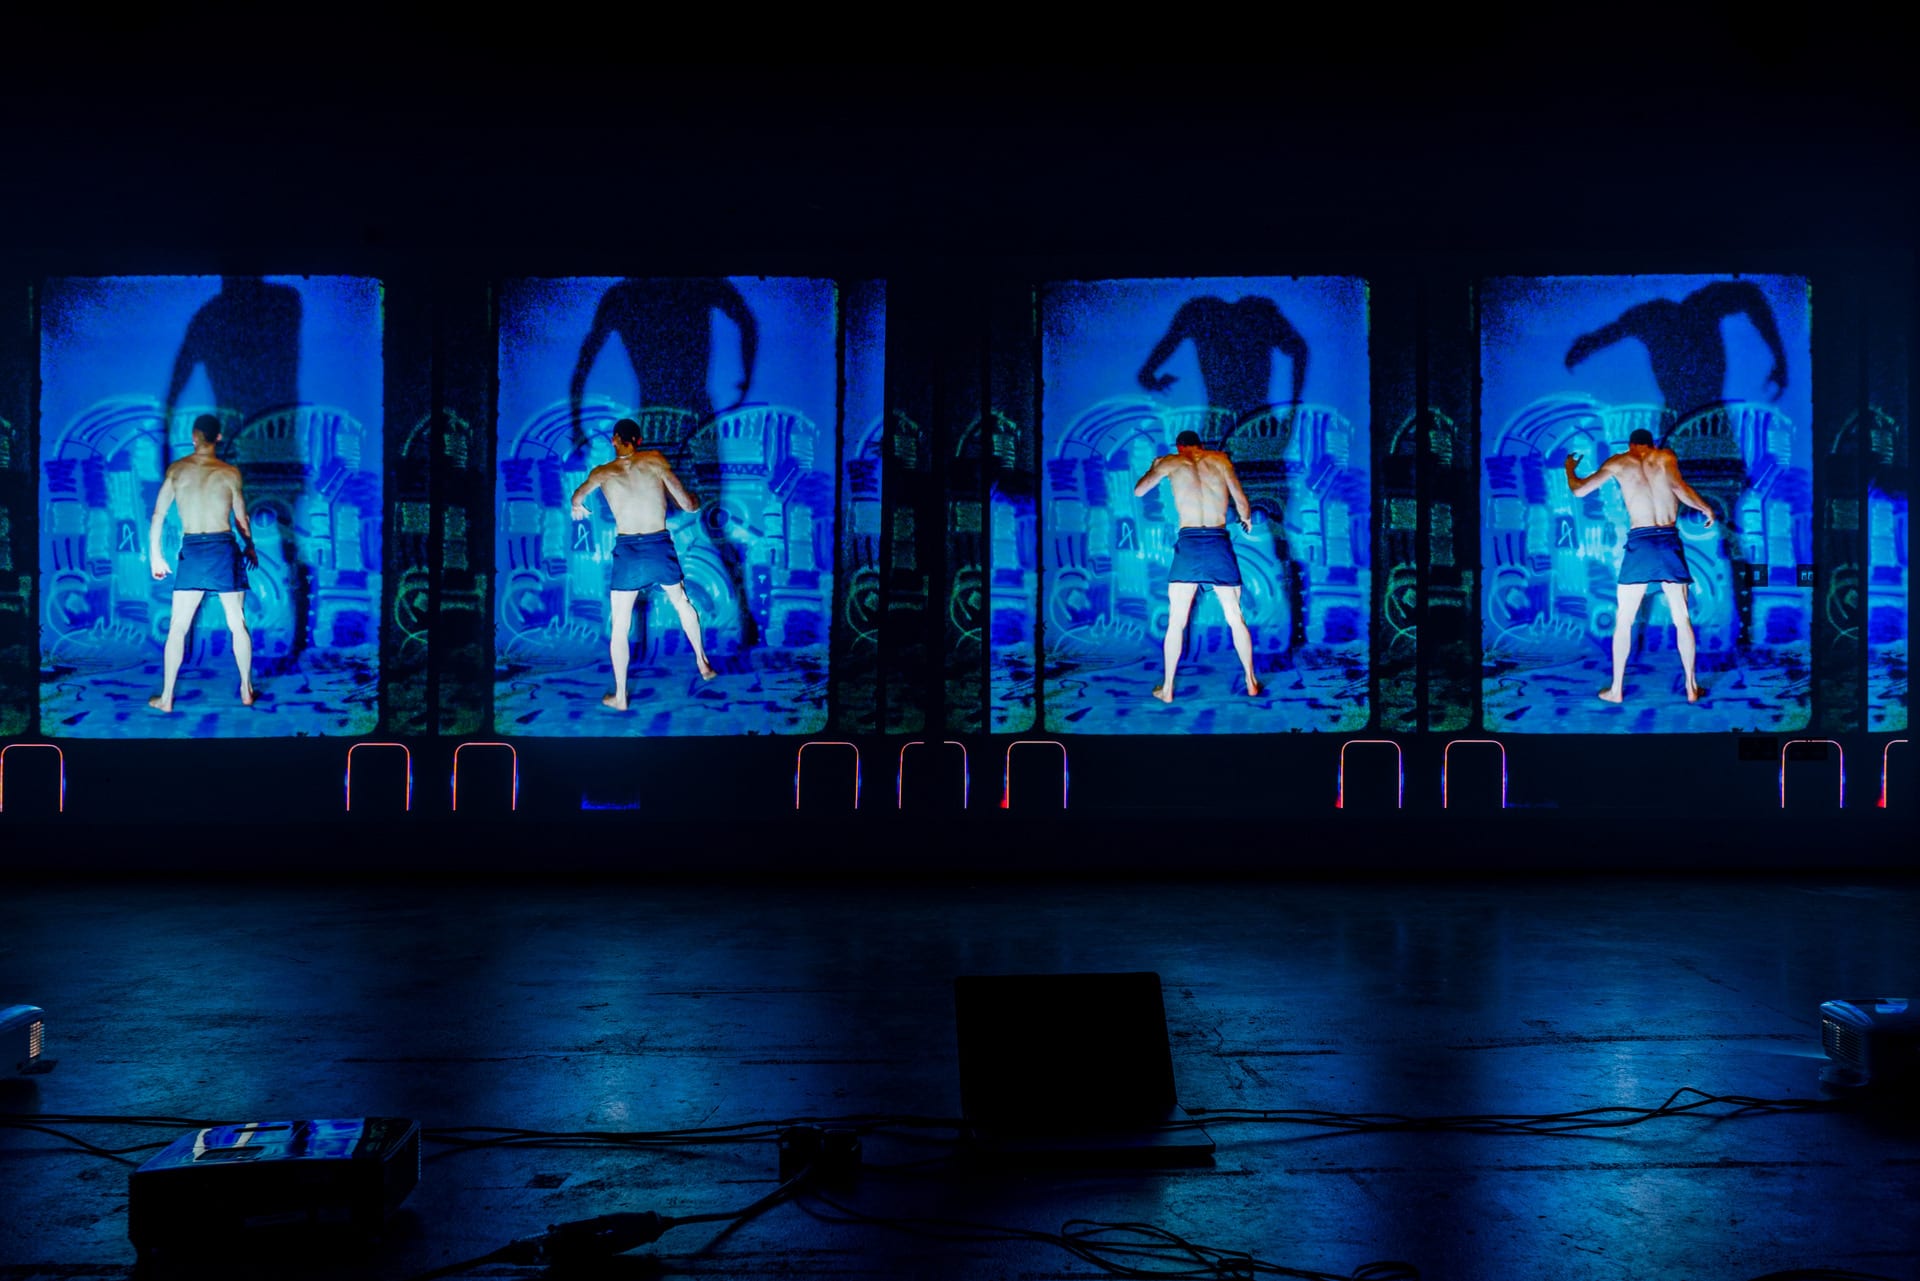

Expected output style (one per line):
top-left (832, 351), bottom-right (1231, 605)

top-left (990, 408), bottom-right (1038, 732)
top-left (495, 278), bottom-right (838, 736)
top-left (39, 276), bottom-right (384, 738)
top-left (1039, 278), bottom-right (1371, 734)
top-left (1480, 274), bottom-right (1813, 732)
top-left (1867, 415), bottom-right (1907, 731)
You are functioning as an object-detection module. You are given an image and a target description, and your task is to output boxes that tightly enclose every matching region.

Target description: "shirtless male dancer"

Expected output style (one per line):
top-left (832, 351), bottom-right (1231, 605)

top-left (569, 418), bottom-right (716, 709)
top-left (149, 414), bottom-right (258, 711)
top-left (1132, 430), bottom-right (1262, 703)
top-left (1564, 427), bottom-right (1716, 704)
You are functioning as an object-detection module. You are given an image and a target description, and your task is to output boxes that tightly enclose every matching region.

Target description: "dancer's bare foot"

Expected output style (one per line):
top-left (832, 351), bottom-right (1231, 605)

top-left (1151, 686), bottom-right (1174, 704)
top-left (1597, 687), bottom-right (1624, 703)
top-left (1686, 683), bottom-right (1702, 703)
top-left (602, 693), bottom-right (629, 711)
top-left (148, 695), bottom-right (173, 713)
top-left (697, 660), bottom-right (717, 681)
top-left (240, 685), bottom-right (256, 707)
top-left (1246, 677), bottom-right (1263, 696)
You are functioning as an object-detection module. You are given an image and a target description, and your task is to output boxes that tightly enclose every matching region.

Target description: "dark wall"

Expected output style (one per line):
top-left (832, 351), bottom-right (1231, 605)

top-left (0, 49), bottom-right (1913, 867)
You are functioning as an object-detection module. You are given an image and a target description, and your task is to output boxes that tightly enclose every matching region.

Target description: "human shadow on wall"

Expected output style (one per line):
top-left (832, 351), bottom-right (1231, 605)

top-left (1566, 280), bottom-right (1790, 645)
top-left (162, 276), bottom-right (305, 671)
top-left (1139, 294), bottom-right (1311, 649)
top-left (570, 278), bottom-right (764, 657)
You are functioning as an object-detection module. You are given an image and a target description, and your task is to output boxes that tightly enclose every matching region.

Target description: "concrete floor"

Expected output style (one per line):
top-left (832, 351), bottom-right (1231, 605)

top-left (2, 875), bottom-right (1917, 1280)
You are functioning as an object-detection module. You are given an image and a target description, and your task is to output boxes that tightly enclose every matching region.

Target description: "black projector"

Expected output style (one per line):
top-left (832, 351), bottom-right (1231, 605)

top-left (129, 1118), bottom-right (420, 1251)
top-left (1819, 998), bottom-right (1920, 1090)
top-left (1, 1004), bottom-right (51, 1074)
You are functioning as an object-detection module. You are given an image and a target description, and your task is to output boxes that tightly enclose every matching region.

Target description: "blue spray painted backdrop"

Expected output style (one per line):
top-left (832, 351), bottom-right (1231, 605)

top-left (990, 407), bottom-right (1038, 733)
top-left (1481, 274), bottom-right (1813, 732)
top-left (39, 276), bottom-right (383, 738)
top-left (1039, 278), bottom-right (1371, 734)
top-left (495, 278), bottom-right (837, 736)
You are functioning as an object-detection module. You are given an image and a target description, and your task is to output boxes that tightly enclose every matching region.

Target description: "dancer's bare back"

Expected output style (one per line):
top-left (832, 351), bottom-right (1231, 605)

top-left (572, 452), bottom-right (698, 532)
top-left (1135, 448), bottom-right (1251, 530)
top-left (148, 452), bottom-right (255, 713)
top-left (1567, 446), bottom-right (1714, 529)
top-left (161, 454), bottom-right (247, 535)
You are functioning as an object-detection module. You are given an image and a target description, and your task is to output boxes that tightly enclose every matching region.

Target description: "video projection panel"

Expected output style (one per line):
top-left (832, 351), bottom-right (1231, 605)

top-left (1039, 277), bottom-right (1371, 734)
top-left (990, 408), bottom-right (1039, 733)
top-left (39, 276), bottom-right (384, 738)
top-left (1867, 414), bottom-right (1908, 731)
top-left (1480, 274), bottom-right (1813, 732)
top-left (833, 283), bottom-right (886, 735)
top-left (495, 277), bottom-right (838, 736)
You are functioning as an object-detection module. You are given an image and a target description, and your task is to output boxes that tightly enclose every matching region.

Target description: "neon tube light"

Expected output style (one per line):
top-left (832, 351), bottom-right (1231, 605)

top-left (1778, 739), bottom-right (1845, 809)
top-left (795, 741), bottom-right (861, 810)
top-left (1881, 739), bottom-right (1909, 809)
top-left (0, 744), bottom-right (65, 814)
top-left (1441, 739), bottom-right (1507, 810)
top-left (897, 741), bottom-right (970, 809)
top-left (345, 742), bottom-right (413, 812)
top-left (1336, 739), bottom-right (1404, 809)
top-left (452, 742), bottom-right (519, 812)
top-left (1001, 741), bottom-right (1068, 810)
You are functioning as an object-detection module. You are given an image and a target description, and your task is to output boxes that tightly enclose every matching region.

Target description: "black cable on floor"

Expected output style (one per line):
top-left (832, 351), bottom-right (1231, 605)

top-left (1181, 1088), bottom-right (1832, 1137)
top-left (0, 1089), bottom-right (1831, 1166)
top-left (797, 1189), bottom-right (1418, 1280)
top-left (0, 1119), bottom-right (172, 1163)
top-left (0, 1110), bottom-right (964, 1164)
top-left (398, 1164), bottom-right (816, 1281)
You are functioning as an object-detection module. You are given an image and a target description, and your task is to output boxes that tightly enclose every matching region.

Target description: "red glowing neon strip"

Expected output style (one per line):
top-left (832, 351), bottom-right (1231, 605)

top-left (345, 742), bottom-right (413, 812)
top-left (795, 741), bottom-right (861, 810)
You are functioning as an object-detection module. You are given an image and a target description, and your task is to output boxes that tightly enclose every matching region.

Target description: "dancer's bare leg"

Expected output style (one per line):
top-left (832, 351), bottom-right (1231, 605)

top-left (1216, 586), bottom-right (1261, 695)
top-left (218, 592), bottom-right (254, 706)
top-left (1599, 582), bottom-right (1647, 703)
top-left (1661, 581), bottom-right (1701, 702)
top-left (604, 588), bottom-right (639, 709)
top-left (1153, 582), bottom-right (1198, 703)
top-left (663, 582), bottom-right (715, 679)
top-left (149, 590), bottom-right (203, 712)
